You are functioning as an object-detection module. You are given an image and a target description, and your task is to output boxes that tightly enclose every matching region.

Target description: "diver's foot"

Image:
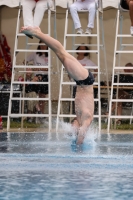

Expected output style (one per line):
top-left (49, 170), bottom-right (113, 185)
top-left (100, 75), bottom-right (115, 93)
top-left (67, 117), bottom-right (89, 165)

top-left (20, 26), bottom-right (41, 38)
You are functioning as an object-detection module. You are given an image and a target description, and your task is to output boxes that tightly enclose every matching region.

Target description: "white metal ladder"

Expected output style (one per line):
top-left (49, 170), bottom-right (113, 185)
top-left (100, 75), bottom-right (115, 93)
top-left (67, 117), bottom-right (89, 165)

top-left (56, 0), bottom-right (108, 132)
top-left (107, 0), bottom-right (133, 132)
top-left (7, 0), bottom-right (57, 132)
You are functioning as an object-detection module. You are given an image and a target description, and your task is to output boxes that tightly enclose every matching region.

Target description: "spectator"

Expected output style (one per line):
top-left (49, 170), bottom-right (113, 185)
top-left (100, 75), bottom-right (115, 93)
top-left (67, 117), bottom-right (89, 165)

top-left (76, 44), bottom-right (97, 77)
top-left (24, 68), bottom-right (41, 123)
top-left (126, 0), bottom-right (133, 35)
top-left (107, 62), bottom-right (133, 125)
top-left (22, 0), bottom-right (53, 38)
top-left (69, 0), bottom-right (96, 34)
top-left (25, 40), bottom-right (49, 115)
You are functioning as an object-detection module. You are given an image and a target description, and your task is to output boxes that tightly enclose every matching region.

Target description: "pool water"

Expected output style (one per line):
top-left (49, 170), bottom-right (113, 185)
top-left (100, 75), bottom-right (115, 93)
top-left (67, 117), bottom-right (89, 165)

top-left (0, 132), bottom-right (133, 200)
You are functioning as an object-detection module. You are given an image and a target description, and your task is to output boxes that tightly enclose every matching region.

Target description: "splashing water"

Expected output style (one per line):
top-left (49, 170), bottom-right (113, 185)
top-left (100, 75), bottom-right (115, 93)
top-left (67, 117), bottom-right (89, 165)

top-left (58, 120), bottom-right (99, 151)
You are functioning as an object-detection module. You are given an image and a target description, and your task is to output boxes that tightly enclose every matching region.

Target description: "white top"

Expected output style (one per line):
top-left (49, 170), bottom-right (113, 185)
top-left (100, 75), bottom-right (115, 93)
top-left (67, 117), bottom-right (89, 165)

top-left (26, 52), bottom-right (48, 75)
top-left (77, 57), bottom-right (98, 81)
top-left (77, 56), bottom-right (96, 68)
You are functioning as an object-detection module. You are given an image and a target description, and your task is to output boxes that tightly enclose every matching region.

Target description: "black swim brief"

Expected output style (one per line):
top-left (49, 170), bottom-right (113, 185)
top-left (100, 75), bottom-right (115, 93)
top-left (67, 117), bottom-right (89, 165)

top-left (75, 71), bottom-right (94, 86)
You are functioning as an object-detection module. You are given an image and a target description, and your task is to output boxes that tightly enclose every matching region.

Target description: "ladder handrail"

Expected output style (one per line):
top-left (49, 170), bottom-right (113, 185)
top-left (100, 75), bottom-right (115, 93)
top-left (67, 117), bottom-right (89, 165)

top-left (7, 0), bottom-right (59, 132)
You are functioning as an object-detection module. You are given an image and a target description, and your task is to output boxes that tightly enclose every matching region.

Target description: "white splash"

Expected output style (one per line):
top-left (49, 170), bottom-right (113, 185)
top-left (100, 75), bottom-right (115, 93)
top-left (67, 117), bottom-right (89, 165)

top-left (58, 120), bottom-right (99, 147)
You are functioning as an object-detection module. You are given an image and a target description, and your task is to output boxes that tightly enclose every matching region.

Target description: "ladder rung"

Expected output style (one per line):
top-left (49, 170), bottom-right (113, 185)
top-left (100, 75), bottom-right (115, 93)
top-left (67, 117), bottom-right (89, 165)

top-left (60, 98), bottom-right (74, 101)
top-left (9, 114), bottom-right (50, 117)
top-left (113, 83), bottom-right (133, 86)
top-left (17, 33), bottom-right (27, 37)
top-left (116, 50), bottom-right (133, 53)
top-left (67, 50), bottom-right (98, 53)
top-left (74, 44), bottom-right (103, 47)
top-left (117, 34), bottom-right (133, 37)
top-left (121, 44), bottom-right (133, 47)
top-left (114, 67), bottom-right (133, 69)
top-left (2, 114), bottom-right (57, 118)
top-left (10, 98), bottom-right (49, 101)
top-left (27, 43), bottom-right (47, 46)
top-left (14, 65), bottom-right (49, 69)
top-left (66, 34), bottom-right (98, 37)
top-left (15, 70), bottom-right (48, 75)
top-left (12, 81), bottom-right (49, 84)
top-left (109, 116), bottom-right (133, 119)
top-left (111, 99), bottom-right (133, 102)
top-left (16, 49), bottom-right (48, 52)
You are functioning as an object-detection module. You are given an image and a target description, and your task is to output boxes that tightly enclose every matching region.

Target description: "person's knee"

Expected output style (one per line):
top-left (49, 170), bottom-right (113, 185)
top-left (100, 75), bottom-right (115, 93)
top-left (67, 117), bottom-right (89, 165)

top-left (88, 3), bottom-right (96, 12)
top-left (129, 1), bottom-right (133, 8)
top-left (70, 4), bottom-right (77, 12)
top-left (36, 2), bottom-right (47, 11)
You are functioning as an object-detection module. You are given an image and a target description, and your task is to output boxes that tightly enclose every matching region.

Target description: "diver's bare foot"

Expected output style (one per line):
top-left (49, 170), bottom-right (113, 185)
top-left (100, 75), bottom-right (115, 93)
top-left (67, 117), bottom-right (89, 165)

top-left (20, 26), bottom-right (42, 38)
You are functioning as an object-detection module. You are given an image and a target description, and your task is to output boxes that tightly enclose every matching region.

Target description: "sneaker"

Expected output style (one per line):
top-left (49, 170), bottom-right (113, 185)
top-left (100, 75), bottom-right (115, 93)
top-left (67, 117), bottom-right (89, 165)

top-left (85, 27), bottom-right (92, 34)
top-left (76, 28), bottom-right (84, 34)
top-left (130, 26), bottom-right (133, 36)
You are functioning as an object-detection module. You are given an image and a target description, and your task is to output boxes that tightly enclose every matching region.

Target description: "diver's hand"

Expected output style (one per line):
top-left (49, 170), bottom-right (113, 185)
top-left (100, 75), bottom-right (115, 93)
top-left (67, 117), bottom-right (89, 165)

top-left (20, 26), bottom-right (42, 37)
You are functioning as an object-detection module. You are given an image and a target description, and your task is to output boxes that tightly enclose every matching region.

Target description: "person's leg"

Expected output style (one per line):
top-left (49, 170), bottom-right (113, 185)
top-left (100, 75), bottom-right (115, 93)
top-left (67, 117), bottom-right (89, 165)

top-left (25, 92), bottom-right (36, 122)
top-left (116, 90), bottom-right (129, 123)
top-left (126, 0), bottom-right (133, 34)
top-left (127, 0), bottom-right (133, 25)
top-left (70, 2), bottom-right (84, 32)
top-left (38, 93), bottom-right (46, 114)
top-left (71, 117), bottom-right (80, 133)
top-left (22, 0), bottom-right (36, 27)
top-left (20, 27), bottom-right (89, 81)
top-left (86, 2), bottom-right (96, 29)
top-left (34, 0), bottom-right (49, 27)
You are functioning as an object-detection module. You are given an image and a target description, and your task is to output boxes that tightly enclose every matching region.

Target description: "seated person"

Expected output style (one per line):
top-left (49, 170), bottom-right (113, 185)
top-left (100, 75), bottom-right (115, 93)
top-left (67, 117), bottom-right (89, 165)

top-left (124, 0), bottom-right (133, 35)
top-left (76, 44), bottom-right (97, 77)
top-left (0, 54), bottom-right (12, 83)
top-left (69, 0), bottom-right (96, 34)
top-left (19, 68), bottom-right (41, 123)
top-left (22, 0), bottom-right (53, 38)
top-left (107, 62), bottom-right (133, 125)
top-left (24, 40), bottom-right (49, 115)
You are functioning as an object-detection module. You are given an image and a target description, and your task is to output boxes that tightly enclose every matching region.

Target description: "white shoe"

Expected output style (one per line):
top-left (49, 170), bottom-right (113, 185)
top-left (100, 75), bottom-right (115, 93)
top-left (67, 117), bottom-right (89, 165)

top-left (85, 27), bottom-right (92, 34)
top-left (130, 26), bottom-right (133, 36)
top-left (76, 28), bottom-right (84, 34)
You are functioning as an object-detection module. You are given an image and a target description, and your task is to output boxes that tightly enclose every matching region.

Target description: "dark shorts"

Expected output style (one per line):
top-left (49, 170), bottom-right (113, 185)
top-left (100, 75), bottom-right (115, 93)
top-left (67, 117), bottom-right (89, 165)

top-left (36, 74), bottom-right (49, 95)
top-left (74, 71), bottom-right (94, 86)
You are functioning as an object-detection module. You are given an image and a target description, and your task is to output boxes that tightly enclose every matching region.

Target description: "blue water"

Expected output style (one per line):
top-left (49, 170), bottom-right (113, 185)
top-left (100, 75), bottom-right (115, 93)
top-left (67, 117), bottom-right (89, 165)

top-left (0, 132), bottom-right (133, 200)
